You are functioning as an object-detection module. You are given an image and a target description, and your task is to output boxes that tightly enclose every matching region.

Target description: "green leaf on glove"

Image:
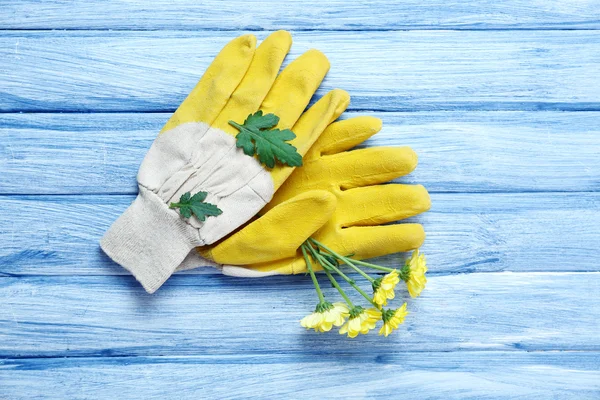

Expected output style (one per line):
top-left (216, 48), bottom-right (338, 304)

top-left (169, 191), bottom-right (223, 221)
top-left (229, 111), bottom-right (303, 168)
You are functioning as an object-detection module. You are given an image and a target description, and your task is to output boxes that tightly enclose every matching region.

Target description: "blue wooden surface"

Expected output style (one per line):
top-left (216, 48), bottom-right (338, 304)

top-left (1, 1), bottom-right (600, 399)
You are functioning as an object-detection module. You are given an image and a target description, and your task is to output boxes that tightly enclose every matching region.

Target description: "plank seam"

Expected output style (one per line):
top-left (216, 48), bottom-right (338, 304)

top-left (2, 349), bottom-right (599, 361)
top-left (1, 27), bottom-right (600, 32)
top-left (1, 190), bottom-right (599, 197)
top-left (2, 271), bottom-right (600, 278)
top-left (5, 105), bottom-right (600, 113)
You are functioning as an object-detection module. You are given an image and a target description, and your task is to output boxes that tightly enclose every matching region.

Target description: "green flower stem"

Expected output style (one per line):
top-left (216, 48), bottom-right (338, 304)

top-left (351, 259), bottom-right (395, 273)
top-left (301, 245), bottom-right (325, 303)
top-left (304, 243), bottom-right (378, 308)
top-left (339, 258), bottom-right (376, 283)
top-left (308, 238), bottom-right (375, 283)
top-left (331, 265), bottom-right (378, 307)
top-left (305, 243), bottom-right (353, 283)
top-left (323, 269), bottom-right (354, 308)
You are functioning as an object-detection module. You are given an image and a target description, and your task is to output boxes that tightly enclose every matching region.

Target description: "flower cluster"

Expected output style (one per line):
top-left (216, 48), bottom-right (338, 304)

top-left (300, 239), bottom-right (427, 338)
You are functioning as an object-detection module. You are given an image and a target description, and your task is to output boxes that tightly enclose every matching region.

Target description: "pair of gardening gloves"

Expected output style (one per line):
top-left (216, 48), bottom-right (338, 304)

top-left (101, 31), bottom-right (431, 293)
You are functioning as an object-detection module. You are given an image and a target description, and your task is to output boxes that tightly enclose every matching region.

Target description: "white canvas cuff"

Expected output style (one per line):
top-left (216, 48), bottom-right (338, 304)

top-left (100, 186), bottom-right (202, 293)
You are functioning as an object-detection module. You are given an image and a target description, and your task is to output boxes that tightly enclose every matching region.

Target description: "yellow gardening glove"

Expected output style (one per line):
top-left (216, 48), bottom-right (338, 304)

top-left (101, 31), bottom-right (350, 293)
top-left (190, 116), bottom-right (431, 277)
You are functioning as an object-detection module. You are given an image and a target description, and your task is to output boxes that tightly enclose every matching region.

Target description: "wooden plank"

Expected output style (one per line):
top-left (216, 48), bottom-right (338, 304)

top-left (2, 31), bottom-right (600, 112)
top-left (0, 273), bottom-right (599, 357)
top-left (0, 192), bottom-right (598, 276)
top-left (1, 352), bottom-right (599, 399)
top-left (2, 111), bottom-right (599, 194)
top-left (2, 0), bottom-right (600, 30)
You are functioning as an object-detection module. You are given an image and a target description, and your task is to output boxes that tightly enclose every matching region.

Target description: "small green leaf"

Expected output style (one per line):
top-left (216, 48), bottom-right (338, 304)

top-left (229, 111), bottom-right (303, 168)
top-left (180, 192), bottom-right (191, 203)
top-left (244, 110), bottom-right (279, 130)
top-left (169, 191), bottom-right (223, 222)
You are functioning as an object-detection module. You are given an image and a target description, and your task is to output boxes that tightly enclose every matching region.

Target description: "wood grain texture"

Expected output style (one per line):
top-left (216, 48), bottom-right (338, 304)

top-left (2, 0), bottom-right (600, 30)
top-left (2, 111), bottom-right (599, 194)
top-left (1, 273), bottom-right (599, 357)
top-left (0, 192), bottom-right (598, 276)
top-left (1, 352), bottom-right (599, 399)
top-left (2, 31), bottom-right (600, 112)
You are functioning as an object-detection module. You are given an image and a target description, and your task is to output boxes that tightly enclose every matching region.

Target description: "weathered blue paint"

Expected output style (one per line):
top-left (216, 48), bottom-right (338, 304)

top-left (2, 31), bottom-right (600, 112)
top-left (1, 112), bottom-right (599, 194)
top-left (2, 353), bottom-right (599, 398)
top-left (1, 272), bottom-right (600, 358)
top-left (2, 0), bottom-right (600, 30)
top-left (1, 1), bottom-right (599, 398)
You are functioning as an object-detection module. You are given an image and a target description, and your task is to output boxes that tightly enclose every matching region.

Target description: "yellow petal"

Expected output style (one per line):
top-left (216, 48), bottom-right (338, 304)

top-left (319, 320), bottom-right (333, 332)
top-left (379, 323), bottom-right (393, 337)
top-left (339, 323), bottom-right (348, 335)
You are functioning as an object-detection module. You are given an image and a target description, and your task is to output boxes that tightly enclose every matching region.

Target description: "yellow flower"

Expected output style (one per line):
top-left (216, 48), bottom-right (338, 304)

top-left (379, 303), bottom-right (409, 337)
top-left (339, 307), bottom-right (382, 338)
top-left (400, 250), bottom-right (427, 298)
top-left (301, 302), bottom-right (349, 332)
top-left (372, 270), bottom-right (400, 306)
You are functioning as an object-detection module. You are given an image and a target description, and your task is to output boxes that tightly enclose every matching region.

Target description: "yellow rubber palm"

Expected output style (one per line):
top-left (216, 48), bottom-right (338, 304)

top-left (190, 116), bottom-right (431, 277)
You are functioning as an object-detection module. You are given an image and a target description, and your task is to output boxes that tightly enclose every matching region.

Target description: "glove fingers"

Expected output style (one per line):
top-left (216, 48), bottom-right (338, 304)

top-left (270, 89), bottom-right (350, 188)
top-left (326, 146), bottom-right (418, 190)
top-left (259, 49), bottom-right (330, 129)
top-left (200, 190), bottom-right (336, 265)
top-left (263, 146), bottom-right (419, 213)
top-left (161, 34), bottom-right (257, 133)
top-left (305, 116), bottom-right (382, 161)
top-left (212, 31), bottom-right (293, 134)
top-left (222, 223), bottom-right (425, 276)
top-left (337, 184), bottom-right (431, 228)
top-left (332, 223), bottom-right (426, 260)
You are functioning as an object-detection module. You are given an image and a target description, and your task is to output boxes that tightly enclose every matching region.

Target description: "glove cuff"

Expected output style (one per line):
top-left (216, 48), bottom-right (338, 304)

top-left (100, 186), bottom-right (201, 293)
